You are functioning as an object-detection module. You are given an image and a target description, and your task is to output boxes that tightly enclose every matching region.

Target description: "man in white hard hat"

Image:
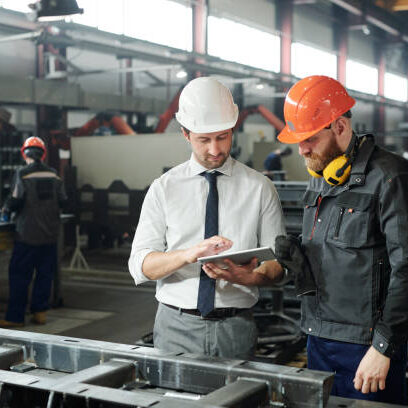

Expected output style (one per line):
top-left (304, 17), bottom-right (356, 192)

top-left (129, 77), bottom-right (285, 359)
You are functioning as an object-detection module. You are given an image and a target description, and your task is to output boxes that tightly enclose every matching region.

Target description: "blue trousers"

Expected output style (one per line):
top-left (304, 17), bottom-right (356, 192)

top-left (307, 335), bottom-right (407, 405)
top-left (6, 241), bottom-right (57, 323)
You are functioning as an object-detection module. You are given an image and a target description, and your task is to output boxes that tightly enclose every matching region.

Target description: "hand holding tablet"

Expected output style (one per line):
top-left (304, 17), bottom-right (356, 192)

top-left (198, 246), bottom-right (275, 269)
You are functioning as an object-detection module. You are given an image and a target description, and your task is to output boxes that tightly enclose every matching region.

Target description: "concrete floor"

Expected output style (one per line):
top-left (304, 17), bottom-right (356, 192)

top-left (54, 280), bottom-right (157, 344)
top-left (0, 248), bottom-right (158, 345)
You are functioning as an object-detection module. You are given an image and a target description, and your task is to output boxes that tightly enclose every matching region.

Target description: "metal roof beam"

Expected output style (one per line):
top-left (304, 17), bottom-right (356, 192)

top-left (329, 0), bottom-right (408, 41)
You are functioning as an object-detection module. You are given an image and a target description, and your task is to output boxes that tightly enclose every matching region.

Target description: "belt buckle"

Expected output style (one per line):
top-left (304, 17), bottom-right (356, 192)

top-left (202, 308), bottom-right (231, 320)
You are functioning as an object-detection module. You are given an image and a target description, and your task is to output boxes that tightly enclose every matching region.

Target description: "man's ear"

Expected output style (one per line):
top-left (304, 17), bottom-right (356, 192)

top-left (334, 116), bottom-right (350, 137)
top-left (333, 116), bottom-right (352, 149)
top-left (181, 127), bottom-right (190, 142)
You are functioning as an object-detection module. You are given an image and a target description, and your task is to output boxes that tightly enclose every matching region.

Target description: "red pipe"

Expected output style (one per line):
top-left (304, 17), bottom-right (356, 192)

top-left (110, 116), bottom-right (135, 135)
top-left (75, 116), bottom-right (135, 136)
top-left (155, 89), bottom-right (182, 133)
top-left (234, 105), bottom-right (285, 132)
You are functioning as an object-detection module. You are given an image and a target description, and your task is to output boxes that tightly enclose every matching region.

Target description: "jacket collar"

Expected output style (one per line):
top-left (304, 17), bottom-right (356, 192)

top-left (348, 134), bottom-right (376, 187)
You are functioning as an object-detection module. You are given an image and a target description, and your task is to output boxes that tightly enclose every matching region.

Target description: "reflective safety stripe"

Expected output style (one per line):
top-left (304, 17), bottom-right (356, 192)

top-left (22, 172), bottom-right (59, 179)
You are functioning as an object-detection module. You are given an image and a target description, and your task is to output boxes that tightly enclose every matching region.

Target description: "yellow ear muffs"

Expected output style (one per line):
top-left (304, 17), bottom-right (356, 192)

top-left (322, 155), bottom-right (351, 186)
top-left (307, 168), bottom-right (323, 178)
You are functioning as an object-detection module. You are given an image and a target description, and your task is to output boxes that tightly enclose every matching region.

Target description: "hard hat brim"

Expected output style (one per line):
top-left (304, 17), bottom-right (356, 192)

top-left (176, 109), bottom-right (238, 134)
top-left (278, 101), bottom-right (356, 144)
top-left (277, 125), bottom-right (322, 144)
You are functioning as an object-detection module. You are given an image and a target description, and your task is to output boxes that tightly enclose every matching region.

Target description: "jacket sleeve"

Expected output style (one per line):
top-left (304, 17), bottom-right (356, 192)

top-left (58, 180), bottom-right (68, 209)
top-left (3, 169), bottom-right (25, 212)
top-left (372, 171), bottom-right (408, 357)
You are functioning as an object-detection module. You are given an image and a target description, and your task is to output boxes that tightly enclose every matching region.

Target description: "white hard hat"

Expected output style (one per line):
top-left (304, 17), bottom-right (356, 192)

top-left (176, 77), bottom-right (239, 133)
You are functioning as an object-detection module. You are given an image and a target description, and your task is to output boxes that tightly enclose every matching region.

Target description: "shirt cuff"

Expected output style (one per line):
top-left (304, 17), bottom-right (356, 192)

top-left (128, 248), bottom-right (155, 285)
top-left (372, 330), bottom-right (394, 358)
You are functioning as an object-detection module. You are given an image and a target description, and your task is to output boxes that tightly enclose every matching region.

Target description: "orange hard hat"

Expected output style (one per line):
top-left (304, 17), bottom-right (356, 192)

top-left (277, 75), bottom-right (355, 144)
top-left (21, 136), bottom-right (46, 161)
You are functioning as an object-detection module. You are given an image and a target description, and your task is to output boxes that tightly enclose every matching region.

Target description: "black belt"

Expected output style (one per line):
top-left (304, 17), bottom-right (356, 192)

top-left (162, 303), bottom-right (249, 319)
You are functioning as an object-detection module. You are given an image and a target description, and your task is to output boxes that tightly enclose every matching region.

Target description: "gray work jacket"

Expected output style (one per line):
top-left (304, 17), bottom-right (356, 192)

top-left (301, 135), bottom-right (408, 357)
top-left (5, 162), bottom-right (66, 245)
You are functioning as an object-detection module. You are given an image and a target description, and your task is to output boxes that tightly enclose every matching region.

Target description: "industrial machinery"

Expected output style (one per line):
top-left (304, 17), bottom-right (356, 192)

top-left (75, 112), bottom-right (135, 137)
top-left (234, 105), bottom-right (285, 133)
top-left (0, 330), bottom-right (401, 408)
top-left (273, 181), bottom-right (308, 236)
top-left (0, 329), bottom-right (331, 408)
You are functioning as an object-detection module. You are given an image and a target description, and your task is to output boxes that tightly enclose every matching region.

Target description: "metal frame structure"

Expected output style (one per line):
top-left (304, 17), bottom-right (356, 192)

top-left (0, 330), bottom-right (403, 407)
top-left (0, 6), bottom-right (407, 113)
top-left (0, 329), bottom-right (334, 408)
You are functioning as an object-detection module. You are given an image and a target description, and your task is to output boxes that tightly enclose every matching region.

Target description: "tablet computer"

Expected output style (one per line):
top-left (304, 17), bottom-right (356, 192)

top-left (197, 246), bottom-right (275, 269)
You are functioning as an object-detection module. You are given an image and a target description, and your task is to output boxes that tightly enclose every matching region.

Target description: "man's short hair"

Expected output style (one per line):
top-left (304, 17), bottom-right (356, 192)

top-left (181, 126), bottom-right (191, 135)
top-left (325, 110), bottom-right (352, 129)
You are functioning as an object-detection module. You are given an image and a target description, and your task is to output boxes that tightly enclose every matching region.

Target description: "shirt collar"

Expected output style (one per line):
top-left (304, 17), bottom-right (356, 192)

top-left (189, 154), bottom-right (233, 177)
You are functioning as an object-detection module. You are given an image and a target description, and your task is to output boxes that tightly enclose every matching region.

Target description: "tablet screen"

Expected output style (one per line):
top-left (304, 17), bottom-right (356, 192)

top-left (197, 246), bottom-right (275, 268)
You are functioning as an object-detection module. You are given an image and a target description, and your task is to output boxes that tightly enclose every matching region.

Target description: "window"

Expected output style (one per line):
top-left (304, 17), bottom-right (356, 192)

top-left (208, 16), bottom-right (280, 72)
top-left (98, 0), bottom-right (124, 35)
top-left (124, 0), bottom-right (192, 51)
top-left (346, 60), bottom-right (378, 95)
top-left (70, 0), bottom-right (192, 50)
top-left (291, 42), bottom-right (337, 79)
top-left (384, 72), bottom-right (408, 102)
top-left (70, 0), bottom-right (98, 27)
top-left (1, 0), bottom-right (30, 12)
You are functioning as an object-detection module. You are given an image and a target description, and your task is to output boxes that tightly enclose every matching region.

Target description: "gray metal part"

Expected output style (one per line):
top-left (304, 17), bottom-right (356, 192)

top-left (0, 74), bottom-right (168, 114)
top-left (52, 358), bottom-right (135, 387)
top-left (327, 396), bottom-right (407, 408)
top-left (0, 329), bottom-right (333, 408)
top-left (0, 330), bottom-right (399, 408)
top-left (199, 378), bottom-right (268, 407)
top-left (0, 345), bottom-right (24, 370)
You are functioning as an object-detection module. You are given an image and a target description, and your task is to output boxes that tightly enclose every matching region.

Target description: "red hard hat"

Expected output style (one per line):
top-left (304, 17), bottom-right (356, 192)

top-left (21, 136), bottom-right (46, 161)
top-left (277, 75), bottom-right (355, 144)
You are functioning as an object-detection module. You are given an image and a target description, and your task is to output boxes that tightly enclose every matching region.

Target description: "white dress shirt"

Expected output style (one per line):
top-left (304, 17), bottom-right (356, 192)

top-left (128, 155), bottom-right (286, 309)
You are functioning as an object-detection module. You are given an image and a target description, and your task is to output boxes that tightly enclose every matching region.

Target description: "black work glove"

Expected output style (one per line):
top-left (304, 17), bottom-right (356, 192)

top-left (275, 235), bottom-right (316, 297)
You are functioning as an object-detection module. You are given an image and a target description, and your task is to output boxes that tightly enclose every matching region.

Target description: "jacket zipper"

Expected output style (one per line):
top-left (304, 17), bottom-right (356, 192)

top-left (334, 207), bottom-right (345, 239)
top-left (309, 195), bottom-right (322, 240)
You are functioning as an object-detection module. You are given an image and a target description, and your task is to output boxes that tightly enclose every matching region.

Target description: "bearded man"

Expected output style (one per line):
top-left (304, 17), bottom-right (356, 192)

top-left (271, 75), bottom-right (408, 405)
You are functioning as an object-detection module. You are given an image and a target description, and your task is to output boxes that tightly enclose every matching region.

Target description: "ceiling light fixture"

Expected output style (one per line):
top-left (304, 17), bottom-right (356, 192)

top-left (28, 0), bottom-right (83, 22)
top-left (176, 70), bottom-right (188, 79)
top-left (349, 23), bottom-right (370, 36)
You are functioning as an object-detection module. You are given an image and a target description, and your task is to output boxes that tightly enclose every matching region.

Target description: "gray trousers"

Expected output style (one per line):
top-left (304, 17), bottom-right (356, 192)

top-left (153, 303), bottom-right (258, 359)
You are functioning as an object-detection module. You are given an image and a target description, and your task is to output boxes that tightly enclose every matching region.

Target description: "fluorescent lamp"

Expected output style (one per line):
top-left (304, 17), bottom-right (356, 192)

top-left (176, 70), bottom-right (187, 79)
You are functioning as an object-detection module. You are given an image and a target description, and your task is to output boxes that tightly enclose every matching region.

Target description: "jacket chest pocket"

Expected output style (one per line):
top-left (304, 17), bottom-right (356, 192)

top-left (302, 190), bottom-right (321, 240)
top-left (327, 192), bottom-right (373, 248)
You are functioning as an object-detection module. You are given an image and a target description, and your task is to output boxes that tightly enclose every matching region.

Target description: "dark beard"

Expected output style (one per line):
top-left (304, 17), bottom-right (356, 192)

top-left (304, 140), bottom-right (343, 172)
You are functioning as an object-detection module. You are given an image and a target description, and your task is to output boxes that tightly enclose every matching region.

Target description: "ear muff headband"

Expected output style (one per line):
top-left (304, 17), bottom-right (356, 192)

top-left (322, 155), bottom-right (351, 185)
top-left (307, 132), bottom-right (358, 186)
top-left (307, 168), bottom-right (323, 178)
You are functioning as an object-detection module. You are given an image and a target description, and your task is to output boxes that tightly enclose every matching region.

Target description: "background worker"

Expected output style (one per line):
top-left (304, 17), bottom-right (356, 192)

top-left (270, 75), bottom-right (408, 405)
top-left (129, 77), bottom-right (285, 359)
top-left (0, 137), bottom-right (67, 328)
top-left (263, 146), bottom-right (292, 171)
